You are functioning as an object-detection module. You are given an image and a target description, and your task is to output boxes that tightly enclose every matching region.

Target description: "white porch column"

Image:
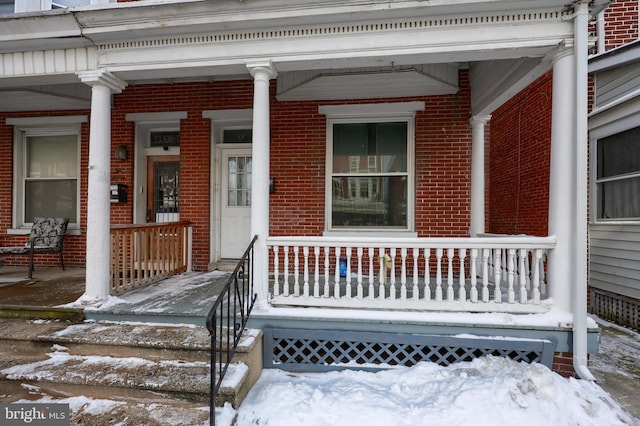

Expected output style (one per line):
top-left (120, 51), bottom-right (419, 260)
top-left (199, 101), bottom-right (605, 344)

top-left (248, 62), bottom-right (277, 308)
top-left (470, 115), bottom-right (490, 237)
top-left (547, 48), bottom-right (574, 314)
top-left (79, 71), bottom-right (126, 301)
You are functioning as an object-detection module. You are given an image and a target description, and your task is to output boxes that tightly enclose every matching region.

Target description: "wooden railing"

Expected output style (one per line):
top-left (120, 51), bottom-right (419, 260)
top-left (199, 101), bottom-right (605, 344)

top-left (266, 235), bottom-right (556, 313)
top-left (110, 221), bottom-right (192, 295)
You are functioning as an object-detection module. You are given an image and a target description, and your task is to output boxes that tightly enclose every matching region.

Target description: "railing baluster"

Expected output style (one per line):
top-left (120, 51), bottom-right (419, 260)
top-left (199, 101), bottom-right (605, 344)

top-left (494, 249), bottom-right (502, 303)
top-left (273, 245), bottom-right (280, 296)
top-left (459, 248), bottom-right (467, 302)
top-left (435, 248), bottom-right (443, 302)
top-left (378, 248), bottom-right (386, 298)
top-left (424, 248), bottom-right (431, 301)
top-left (482, 248), bottom-right (490, 303)
top-left (313, 246), bottom-right (320, 298)
top-left (368, 247), bottom-right (375, 299)
top-left (357, 247), bottom-right (364, 299)
top-left (519, 249), bottom-right (527, 303)
top-left (447, 248), bottom-right (454, 301)
top-left (283, 245), bottom-right (290, 296)
top-left (323, 246), bottom-right (330, 298)
top-left (400, 247), bottom-right (407, 300)
top-left (470, 248), bottom-right (478, 303)
top-left (540, 251), bottom-right (547, 296)
top-left (533, 249), bottom-right (542, 304)
top-left (507, 248), bottom-right (515, 304)
top-left (293, 246), bottom-right (300, 297)
top-left (345, 247), bottom-right (352, 299)
top-left (303, 246), bottom-right (309, 298)
top-left (389, 247), bottom-right (397, 300)
top-left (334, 247), bottom-right (341, 299)
top-left (412, 248), bottom-right (419, 301)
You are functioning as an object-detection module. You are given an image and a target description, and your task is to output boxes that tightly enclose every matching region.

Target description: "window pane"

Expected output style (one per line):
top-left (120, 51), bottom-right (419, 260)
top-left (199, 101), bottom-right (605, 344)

top-left (227, 156), bottom-right (251, 207)
top-left (597, 127), bottom-right (640, 179)
top-left (332, 176), bottom-right (407, 227)
top-left (223, 129), bottom-right (252, 143)
top-left (333, 122), bottom-right (407, 173)
top-left (27, 135), bottom-right (78, 178)
top-left (597, 176), bottom-right (640, 219)
top-left (25, 180), bottom-right (77, 223)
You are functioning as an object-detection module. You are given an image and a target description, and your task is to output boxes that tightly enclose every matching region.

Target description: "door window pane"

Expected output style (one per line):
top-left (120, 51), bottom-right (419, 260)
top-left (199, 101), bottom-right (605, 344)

top-left (228, 156), bottom-right (252, 207)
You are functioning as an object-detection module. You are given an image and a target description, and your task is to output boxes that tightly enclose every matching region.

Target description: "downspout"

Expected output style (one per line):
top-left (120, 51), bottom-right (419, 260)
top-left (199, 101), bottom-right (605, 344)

top-left (573, 0), bottom-right (595, 381)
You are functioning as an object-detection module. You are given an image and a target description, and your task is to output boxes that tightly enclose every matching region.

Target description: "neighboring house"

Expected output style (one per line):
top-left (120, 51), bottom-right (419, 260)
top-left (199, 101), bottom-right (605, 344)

top-left (588, 1), bottom-right (640, 330)
top-left (0, 0), bottom-right (611, 377)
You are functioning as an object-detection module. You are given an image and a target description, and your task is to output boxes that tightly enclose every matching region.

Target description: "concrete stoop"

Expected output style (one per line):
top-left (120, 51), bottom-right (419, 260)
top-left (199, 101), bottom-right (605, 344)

top-left (0, 318), bottom-right (263, 424)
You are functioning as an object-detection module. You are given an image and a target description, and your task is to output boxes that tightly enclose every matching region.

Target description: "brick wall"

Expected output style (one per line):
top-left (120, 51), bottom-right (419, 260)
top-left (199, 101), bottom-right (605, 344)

top-left (602, 0), bottom-right (639, 50)
top-left (270, 70), bottom-right (472, 238)
top-left (488, 72), bottom-right (553, 237)
top-left (552, 352), bottom-right (578, 378)
top-left (1, 74), bottom-right (474, 271)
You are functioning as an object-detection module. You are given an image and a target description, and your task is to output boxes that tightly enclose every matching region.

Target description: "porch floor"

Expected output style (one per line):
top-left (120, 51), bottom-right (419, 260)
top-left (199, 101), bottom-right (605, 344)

top-left (0, 266), bottom-right (231, 326)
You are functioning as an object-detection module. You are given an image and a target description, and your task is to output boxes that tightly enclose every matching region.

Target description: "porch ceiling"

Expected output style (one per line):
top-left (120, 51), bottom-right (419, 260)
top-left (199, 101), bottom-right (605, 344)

top-left (276, 65), bottom-right (460, 101)
top-left (0, 84), bottom-right (92, 112)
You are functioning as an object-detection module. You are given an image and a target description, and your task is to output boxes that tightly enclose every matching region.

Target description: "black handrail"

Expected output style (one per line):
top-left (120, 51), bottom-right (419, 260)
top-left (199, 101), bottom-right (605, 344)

top-left (205, 235), bottom-right (258, 426)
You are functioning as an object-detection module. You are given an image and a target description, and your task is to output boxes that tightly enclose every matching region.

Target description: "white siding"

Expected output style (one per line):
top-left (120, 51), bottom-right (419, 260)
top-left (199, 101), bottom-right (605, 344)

top-left (595, 61), bottom-right (640, 107)
top-left (589, 224), bottom-right (640, 299)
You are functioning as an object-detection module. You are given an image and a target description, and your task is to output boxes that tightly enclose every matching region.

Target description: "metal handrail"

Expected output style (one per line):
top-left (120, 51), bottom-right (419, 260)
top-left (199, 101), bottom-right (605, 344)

top-left (205, 235), bottom-right (258, 426)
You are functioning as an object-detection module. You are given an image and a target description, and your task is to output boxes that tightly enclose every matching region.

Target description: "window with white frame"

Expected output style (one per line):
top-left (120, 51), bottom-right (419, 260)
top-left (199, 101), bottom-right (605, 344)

top-left (10, 124), bottom-right (81, 229)
top-left (326, 121), bottom-right (418, 234)
top-left (596, 126), bottom-right (640, 220)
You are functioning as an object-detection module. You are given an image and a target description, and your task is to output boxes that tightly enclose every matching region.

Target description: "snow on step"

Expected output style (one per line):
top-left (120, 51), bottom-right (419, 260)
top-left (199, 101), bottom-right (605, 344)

top-left (1, 345), bottom-right (247, 398)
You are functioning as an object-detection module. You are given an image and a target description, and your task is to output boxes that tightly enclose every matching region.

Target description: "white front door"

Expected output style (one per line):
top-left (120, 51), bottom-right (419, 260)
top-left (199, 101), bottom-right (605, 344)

top-left (220, 148), bottom-right (252, 259)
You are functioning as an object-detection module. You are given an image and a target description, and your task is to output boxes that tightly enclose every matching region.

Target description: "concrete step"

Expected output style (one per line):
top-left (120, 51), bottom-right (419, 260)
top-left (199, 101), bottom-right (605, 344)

top-left (0, 318), bottom-right (263, 416)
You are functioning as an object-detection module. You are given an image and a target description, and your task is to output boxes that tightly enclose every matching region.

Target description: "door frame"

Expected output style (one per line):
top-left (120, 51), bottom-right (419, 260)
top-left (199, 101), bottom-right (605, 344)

top-left (206, 108), bottom-right (254, 269)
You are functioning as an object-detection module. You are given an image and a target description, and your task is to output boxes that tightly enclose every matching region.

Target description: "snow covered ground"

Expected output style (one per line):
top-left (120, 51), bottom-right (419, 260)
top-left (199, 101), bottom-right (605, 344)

top-left (225, 355), bottom-right (637, 426)
top-left (8, 317), bottom-right (640, 426)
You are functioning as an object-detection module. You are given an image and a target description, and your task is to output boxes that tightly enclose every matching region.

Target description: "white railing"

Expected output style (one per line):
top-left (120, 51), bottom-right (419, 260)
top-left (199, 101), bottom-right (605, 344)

top-left (266, 235), bottom-right (557, 313)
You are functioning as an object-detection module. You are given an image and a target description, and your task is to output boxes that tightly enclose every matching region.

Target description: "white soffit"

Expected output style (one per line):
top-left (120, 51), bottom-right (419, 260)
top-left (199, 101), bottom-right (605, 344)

top-left (276, 66), bottom-right (459, 101)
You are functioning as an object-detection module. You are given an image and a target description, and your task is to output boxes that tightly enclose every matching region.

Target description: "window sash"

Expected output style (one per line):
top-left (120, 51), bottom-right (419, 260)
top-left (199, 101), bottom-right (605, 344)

top-left (21, 132), bottom-right (79, 225)
top-left (328, 118), bottom-right (411, 231)
top-left (595, 126), bottom-right (640, 220)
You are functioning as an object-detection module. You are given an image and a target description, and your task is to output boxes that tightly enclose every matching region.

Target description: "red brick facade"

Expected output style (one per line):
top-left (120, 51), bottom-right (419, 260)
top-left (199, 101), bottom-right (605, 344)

top-left (488, 72), bottom-right (553, 237)
top-left (0, 72), bottom-right (474, 271)
top-left (601, 0), bottom-right (639, 50)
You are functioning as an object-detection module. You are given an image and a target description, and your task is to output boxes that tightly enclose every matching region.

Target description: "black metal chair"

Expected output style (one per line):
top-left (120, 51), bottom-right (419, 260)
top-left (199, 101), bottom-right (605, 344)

top-left (0, 217), bottom-right (69, 278)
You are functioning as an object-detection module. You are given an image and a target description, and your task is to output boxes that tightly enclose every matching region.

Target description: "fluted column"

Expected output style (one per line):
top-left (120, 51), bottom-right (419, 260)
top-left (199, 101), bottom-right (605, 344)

top-left (79, 71), bottom-right (126, 301)
top-left (247, 62), bottom-right (277, 308)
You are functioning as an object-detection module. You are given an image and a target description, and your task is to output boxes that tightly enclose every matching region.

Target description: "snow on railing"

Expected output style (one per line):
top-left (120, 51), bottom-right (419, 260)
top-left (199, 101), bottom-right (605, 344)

top-left (265, 235), bottom-right (556, 313)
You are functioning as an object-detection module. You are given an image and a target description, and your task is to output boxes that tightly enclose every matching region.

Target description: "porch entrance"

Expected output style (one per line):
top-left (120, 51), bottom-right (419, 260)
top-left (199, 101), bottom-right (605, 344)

top-left (147, 156), bottom-right (179, 223)
top-left (220, 147), bottom-right (252, 259)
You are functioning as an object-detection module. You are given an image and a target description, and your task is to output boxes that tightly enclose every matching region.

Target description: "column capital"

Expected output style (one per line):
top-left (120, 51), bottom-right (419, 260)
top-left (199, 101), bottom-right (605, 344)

top-left (470, 115), bottom-right (491, 126)
top-left (247, 61), bottom-right (278, 80)
top-left (78, 70), bottom-right (127, 94)
top-left (550, 42), bottom-right (574, 64)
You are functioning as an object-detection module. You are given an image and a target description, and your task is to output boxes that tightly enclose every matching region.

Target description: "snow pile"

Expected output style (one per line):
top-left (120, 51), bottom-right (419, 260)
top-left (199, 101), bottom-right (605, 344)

top-left (234, 356), bottom-right (637, 426)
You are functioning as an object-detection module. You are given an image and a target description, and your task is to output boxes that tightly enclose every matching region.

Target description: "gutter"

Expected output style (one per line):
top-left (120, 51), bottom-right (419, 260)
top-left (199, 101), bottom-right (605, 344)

top-left (572, 0), bottom-right (595, 381)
